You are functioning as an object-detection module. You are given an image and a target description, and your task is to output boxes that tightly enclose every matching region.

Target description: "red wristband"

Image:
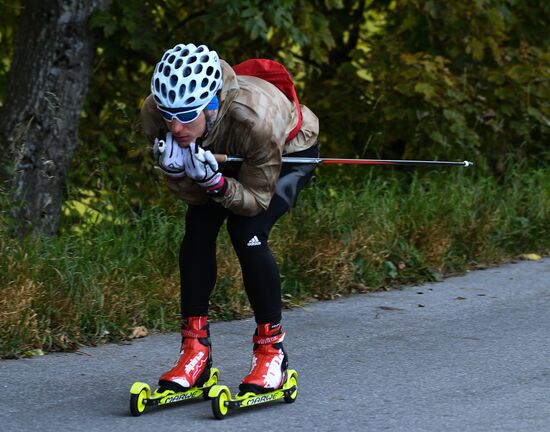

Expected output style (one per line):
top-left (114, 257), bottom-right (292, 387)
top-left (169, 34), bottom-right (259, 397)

top-left (205, 176), bottom-right (227, 195)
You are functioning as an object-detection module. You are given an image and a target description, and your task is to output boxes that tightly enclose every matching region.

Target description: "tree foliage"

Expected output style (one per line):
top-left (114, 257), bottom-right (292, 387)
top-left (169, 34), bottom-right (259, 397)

top-left (360, 0), bottom-right (550, 172)
top-left (302, 0), bottom-right (550, 171)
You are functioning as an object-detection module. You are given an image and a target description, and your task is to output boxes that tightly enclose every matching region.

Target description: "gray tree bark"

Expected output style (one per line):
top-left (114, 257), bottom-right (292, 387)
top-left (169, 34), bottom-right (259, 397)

top-left (0, 0), bottom-right (110, 237)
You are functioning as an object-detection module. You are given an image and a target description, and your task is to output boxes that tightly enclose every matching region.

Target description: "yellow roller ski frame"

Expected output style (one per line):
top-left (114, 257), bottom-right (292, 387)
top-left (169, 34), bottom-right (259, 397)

top-left (209, 369), bottom-right (298, 419)
top-left (129, 367), bottom-right (220, 416)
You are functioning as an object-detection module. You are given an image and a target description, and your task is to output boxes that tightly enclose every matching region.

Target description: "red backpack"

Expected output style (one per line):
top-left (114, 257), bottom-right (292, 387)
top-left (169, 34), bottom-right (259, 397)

top-left (232, 59), bottom-right (303, 143)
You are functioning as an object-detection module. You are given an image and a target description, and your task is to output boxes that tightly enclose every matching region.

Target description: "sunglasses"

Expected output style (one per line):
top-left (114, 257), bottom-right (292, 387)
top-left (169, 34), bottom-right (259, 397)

top-left (157, 106), bottom-right (201, 123)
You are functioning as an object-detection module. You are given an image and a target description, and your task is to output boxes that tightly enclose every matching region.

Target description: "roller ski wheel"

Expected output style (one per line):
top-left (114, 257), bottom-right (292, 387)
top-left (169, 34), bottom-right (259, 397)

top-left (209, 369), bottom-right (298, 420)
top-left (129, 367), bottom-right (220, 416)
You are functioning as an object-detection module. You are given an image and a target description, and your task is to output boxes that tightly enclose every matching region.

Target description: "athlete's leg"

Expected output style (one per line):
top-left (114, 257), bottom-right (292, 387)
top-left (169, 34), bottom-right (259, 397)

top-left (179, 200), bottom-right (228, 317)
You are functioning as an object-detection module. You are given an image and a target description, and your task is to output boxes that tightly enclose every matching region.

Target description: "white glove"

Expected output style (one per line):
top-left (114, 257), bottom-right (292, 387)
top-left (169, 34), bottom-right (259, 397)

top-left (183, 142), bottom-right (226, 193)
top-left (153, 132), bottom-right (186, 178)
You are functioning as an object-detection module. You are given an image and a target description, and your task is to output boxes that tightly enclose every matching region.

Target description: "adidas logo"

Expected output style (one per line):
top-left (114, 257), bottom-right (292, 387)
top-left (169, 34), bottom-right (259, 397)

top-left (247, 235), bottom-right (261, 247)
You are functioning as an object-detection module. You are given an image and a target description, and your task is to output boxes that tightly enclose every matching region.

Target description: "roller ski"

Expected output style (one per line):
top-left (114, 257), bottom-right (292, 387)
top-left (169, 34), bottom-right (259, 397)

top-left (209, 323), bottom-right (298, 419)
top-left (209, 369), bottom-right (298, 419)
top-left (129, 316), bottom-right (218, 416)
top-left (130, 367), bottom-right (220, 416)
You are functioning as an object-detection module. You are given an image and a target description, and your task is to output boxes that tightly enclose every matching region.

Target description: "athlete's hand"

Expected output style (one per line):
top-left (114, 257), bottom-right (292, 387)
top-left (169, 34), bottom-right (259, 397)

top-left (183, 143), bottom-right (226, 194)
top-left (153, 132), bottom-right (186, 178)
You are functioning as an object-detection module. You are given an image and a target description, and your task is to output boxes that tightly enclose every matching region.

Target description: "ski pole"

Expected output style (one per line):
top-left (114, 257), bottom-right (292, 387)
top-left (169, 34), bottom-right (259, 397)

top-left (214, 155), bottom-right (473, 167)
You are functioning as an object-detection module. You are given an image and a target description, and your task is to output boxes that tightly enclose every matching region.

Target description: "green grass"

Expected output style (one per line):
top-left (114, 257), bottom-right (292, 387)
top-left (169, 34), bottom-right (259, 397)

top-left (1, 166), bottom-right (548, 358)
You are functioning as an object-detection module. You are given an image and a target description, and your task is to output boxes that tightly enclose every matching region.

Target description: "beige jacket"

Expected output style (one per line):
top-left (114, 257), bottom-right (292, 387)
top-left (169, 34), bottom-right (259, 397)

top-left (141, 60), bottom-right (319, 216)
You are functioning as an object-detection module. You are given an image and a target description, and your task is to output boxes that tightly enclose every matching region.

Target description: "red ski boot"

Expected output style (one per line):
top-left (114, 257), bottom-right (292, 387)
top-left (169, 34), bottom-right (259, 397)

top-left (158, 316), bottom-right (212, 392)
top-left (239, 323), bottom-right (289, 395)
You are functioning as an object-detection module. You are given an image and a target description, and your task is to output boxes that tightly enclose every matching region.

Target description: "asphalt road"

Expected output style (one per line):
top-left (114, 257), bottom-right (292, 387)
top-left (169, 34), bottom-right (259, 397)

top-left (1, 258), bottom-right (549, 431)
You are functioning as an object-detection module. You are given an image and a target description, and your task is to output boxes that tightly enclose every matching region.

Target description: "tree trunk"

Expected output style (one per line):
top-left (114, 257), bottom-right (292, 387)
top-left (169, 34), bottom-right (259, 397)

top-left (0, 0), bottom-right (109, 237)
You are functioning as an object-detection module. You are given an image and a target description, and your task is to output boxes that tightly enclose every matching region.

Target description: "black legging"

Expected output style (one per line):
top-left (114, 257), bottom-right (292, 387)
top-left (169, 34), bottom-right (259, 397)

top-left (179, 143), bottom-right (319, 324)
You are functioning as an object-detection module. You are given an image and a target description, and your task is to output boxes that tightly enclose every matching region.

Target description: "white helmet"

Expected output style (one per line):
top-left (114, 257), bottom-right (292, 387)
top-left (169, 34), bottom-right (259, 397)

top-left (151, 43), bottom-right (222, 120)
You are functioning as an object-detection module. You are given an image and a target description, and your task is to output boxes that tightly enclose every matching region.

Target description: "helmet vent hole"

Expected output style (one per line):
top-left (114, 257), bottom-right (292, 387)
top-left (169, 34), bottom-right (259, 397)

top-left (175, 59), bottom-right (183, 69)
top-left (167, 54), bottom-right (176, 64)
top-left (200, 91), bottom-right (209, 100)
top-left (187, 55), bottom-right (197, 64)
top-left (163, 65), bottom-right (170, 77)
top-left (206, 66), bottom-right (213, 76)
top-left (182, 49), bottom-right (189, 56)
top-left (183, 66), bottom-right (192, 78)
top-left (196, 46), bottom-right (205, 53)
top-left (161, 83), bottom-right (167, 98)
top-left (200, 55), bottom-right (209, 63)
top-left (214, 70), bottom-right (221, 79)
top-left (179, 84), bottom-right (186, 98)
top-left (189, 79), bottom-right (197, 92)
top-left (201, 78), bottom-right (208, 88)
top-left (194, 64), bottom-right (203, 74)
top-left (154, 78), bottom-right (160, 92)
top-left (209, 81), bottom-right (217, 91)
top-left (168, 90), bottom-right (176, 103)
top-left (185, 96), bottom-right (196, 105)
top-left (170, 75), bottom-right (178, 87)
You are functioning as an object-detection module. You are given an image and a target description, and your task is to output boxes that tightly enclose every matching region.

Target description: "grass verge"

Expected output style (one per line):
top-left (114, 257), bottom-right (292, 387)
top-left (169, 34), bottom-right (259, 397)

top-left (1, 166), bottom-right (548, 358)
